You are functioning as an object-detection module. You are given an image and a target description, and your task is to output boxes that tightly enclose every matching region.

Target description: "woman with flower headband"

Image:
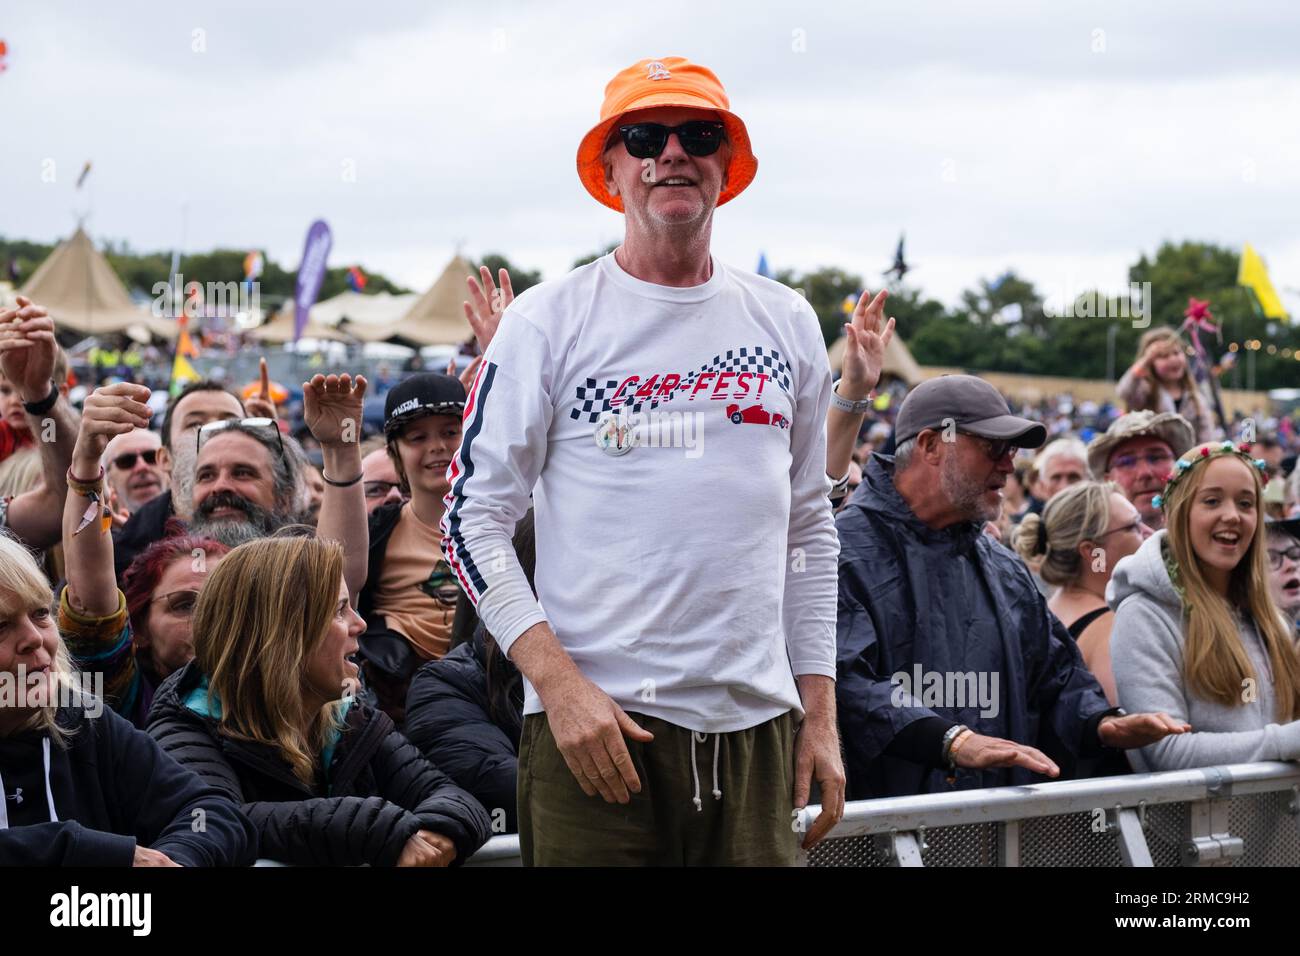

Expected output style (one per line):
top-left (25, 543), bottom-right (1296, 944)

top-left (1109, 441), bottom-right (1300, 772)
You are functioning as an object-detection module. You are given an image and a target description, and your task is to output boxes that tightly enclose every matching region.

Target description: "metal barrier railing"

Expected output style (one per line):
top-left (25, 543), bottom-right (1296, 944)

top-left (465, 762), bottom-right (1300, 866)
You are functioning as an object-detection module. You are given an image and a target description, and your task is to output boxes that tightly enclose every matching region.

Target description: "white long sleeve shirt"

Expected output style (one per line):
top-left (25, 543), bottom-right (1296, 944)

top-left (441, 253), bottom-right (838, 733)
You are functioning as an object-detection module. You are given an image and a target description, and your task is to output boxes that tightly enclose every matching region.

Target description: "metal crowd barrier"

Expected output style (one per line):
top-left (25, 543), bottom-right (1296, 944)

top-left (464, 762), bottom-right (1300, 866)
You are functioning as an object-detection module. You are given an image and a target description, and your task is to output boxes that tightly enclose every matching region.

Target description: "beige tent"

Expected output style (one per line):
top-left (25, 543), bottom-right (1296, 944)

top-left (252, 303), bottom-right (354, 344)
top-left (312, 290), bottom-right (417, 329)
top-left (827, 331), bottom-right (924, 386)
top-left (20, 227), bottom-right (153, 335)
top-left (347, 256), bottom-right (475, 346)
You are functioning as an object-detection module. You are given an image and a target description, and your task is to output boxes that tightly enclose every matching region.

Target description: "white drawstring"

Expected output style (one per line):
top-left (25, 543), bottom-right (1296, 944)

top-left (42, 736), bottom-right (58, 822)
top-left (0, 736), bottom-right (57, 829)
top-left (689, 731), bottom-right (722, 812)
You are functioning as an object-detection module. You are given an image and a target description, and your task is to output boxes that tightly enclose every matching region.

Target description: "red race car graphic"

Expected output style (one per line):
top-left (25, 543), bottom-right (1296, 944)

top-left (726, 403), bottom-right (789, 429)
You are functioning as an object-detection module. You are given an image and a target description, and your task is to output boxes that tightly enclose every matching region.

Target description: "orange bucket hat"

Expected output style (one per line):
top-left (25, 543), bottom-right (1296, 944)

top-left (576, 57), bottom-right (758, 213)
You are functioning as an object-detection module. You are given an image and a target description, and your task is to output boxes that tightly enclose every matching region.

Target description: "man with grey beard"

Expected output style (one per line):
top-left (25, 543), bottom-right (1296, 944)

top-left (834, 375), bottom-right (1186, 799)
top-left (113, 380), bottom-right (271, 581)
top-left (187, 420), bottom-right (311, 548)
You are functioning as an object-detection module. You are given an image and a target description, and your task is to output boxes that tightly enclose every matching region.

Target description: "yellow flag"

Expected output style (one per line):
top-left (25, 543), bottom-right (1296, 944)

top-left (169, 352), bottom-right (200, 396)
top-left (1238, 244), bottom-right (1288, 320)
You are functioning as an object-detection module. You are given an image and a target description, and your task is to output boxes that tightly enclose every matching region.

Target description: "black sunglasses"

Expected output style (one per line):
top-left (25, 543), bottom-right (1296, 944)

top-left (196, 417), bottom-right (285, 456)
top-left (111, 449), bottom-right (158, 470)
top-left (958, 431), bottom-right (1013, 462)
top-left (618, 121), bottom-right (726, 159)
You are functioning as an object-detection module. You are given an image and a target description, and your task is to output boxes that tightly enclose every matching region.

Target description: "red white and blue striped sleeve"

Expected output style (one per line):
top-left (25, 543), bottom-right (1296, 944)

top-left (440, 311), bottom-right (553, 655)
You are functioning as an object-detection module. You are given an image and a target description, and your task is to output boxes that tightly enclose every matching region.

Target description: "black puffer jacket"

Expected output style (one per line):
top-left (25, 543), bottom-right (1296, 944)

top-left (146, 661), bottom-right (492, 866)
top-left (405, 628), bottom-right (522, 833)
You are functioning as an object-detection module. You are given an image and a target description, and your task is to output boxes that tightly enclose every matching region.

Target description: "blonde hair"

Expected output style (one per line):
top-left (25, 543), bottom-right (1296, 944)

top-left (0, 448), bottom-right (42, 498)
top-left (1164, 450), bottom-right (1300, 715)
top-left (1136, 327), bottom-right (1208, 420)
top-left (191, 536), bottom-right (347, 785)
top-left (0, 533), bottom-right (79, 745)
top-left (1014, 481), bottom-right (1117, 586)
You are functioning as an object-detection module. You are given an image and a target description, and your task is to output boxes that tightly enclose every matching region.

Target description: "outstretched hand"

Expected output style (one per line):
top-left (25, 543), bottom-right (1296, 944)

top-left (0, 296), bottom-right (58, 402)
top-left (303, 373), bottom-right (367, 448)
top-left (838, 289), bottom-right (894, 401)
top-left (952, 731), bottom-right (1060, 777)
top-left (463, 266), bottom-right (513, 354)
top-left (1098, 712), bottom-right (1191, 750)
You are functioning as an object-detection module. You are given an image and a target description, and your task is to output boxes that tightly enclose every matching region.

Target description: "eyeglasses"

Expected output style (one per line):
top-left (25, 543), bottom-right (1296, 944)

top-left (111, 449), bottom-right (158, 470)
top-left (959, 432), bottom-right (1013, 462)
top-left (196, 417), bottom-right (285, 456)
top-left (364, 480), bottom-right (401, 499)
top-left (1267, 545), bottom-right (1300, 570)
top-left (151, 589), bottom-right (200, 616)
top-left (618, 121), bottom-right (726, 159)
top-left (1109, 450), bottom-right (1175, 473)
top-left (1095, 518), bottom-right (1143, 540)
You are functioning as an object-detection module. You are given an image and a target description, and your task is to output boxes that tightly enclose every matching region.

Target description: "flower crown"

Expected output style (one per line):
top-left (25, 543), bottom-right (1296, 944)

top-left (1151, 441), bottom-right (1268, 511)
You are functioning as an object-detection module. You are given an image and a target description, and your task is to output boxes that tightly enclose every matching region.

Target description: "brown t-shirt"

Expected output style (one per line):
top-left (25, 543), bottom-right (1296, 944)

top-left (371, 502), bottom-right (457, 660)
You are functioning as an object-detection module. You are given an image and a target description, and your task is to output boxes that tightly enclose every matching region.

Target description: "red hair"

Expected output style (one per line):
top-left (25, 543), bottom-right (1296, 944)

top-left (123, 533), bottom-right (230, 646)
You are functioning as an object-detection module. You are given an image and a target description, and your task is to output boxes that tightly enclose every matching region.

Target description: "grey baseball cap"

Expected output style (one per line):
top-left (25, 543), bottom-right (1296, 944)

top-left (894, 375), bottom-right (1047, 449)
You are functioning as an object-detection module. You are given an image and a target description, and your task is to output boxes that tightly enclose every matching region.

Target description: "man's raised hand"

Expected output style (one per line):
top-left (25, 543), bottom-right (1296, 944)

top-left (839, 289), bottom-right (895, 401)
top-left (463, 266), bottom-right (513, 354)
top-left (0, 296), bottom-right (58, 403)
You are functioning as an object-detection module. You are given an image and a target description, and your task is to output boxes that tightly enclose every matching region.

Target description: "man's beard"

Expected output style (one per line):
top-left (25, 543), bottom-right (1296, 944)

top-left (189, 490), bottom-right (291, 548)
top-left (940, 454), bottom-right (1002, 524)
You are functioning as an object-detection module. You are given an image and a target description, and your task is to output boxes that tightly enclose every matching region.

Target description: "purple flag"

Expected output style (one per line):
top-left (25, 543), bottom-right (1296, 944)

top-left (294, 219), bottom-right (333, 341)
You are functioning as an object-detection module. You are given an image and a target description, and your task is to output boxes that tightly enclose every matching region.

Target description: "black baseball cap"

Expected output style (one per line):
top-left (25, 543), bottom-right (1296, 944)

top-left (894, 375), bottom-right (1046, 449)
top-left (383, 373), bottom-right (466, 437)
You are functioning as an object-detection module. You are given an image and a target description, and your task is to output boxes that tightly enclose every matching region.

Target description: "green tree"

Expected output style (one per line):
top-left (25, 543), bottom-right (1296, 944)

top-left (478, 253), bottom-right (542, 295)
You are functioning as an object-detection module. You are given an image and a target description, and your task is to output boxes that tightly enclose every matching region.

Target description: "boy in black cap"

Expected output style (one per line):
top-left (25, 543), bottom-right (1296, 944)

top-left (357, 373), bottom-right (467, 726)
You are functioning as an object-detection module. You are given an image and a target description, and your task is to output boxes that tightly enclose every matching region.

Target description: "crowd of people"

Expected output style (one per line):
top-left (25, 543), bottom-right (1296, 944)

top-left (2, 56), bottom-right (1299, 867)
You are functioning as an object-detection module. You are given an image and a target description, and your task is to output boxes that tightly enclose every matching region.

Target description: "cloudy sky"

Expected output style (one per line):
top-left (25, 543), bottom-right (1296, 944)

top-left (3, 0), bottom-right (1299, 311)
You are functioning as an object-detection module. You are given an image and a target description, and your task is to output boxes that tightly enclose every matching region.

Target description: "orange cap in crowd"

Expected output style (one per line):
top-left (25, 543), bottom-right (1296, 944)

top-left (576, 56), bottom-right (758, 212)
top-left (241, 380), bottom-right (289, 404)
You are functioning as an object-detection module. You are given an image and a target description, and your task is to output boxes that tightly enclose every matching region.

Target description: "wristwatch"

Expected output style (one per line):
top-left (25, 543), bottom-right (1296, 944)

top-left (829, 380), bottom-right (874, 414)
top-left (941, 724), bottom-right (971, 773)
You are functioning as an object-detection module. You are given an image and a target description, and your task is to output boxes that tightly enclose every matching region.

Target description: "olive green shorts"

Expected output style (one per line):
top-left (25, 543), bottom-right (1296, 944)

top-left (518, 710), bottom-right (797, 866)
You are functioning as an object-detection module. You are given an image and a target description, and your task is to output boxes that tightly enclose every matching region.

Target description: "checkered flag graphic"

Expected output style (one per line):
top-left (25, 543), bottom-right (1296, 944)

top-left (569, 346), bottom-right (793, 423)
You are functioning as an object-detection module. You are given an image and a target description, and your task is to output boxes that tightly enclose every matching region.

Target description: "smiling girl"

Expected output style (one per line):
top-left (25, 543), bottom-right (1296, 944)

top-left (1109, 442), bottom-right (1300, 771)
top-left (1117, 327), bottom-right (1217, 443)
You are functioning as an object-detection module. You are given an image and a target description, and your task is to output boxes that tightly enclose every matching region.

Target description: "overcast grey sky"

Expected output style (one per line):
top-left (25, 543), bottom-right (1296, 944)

top-left (3, 0), bottom-right (1298, 310)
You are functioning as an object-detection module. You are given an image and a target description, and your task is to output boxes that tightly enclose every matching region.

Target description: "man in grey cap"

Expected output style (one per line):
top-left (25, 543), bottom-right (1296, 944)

top-left (1086, 410), bottom-right (1195, 531)
top-left (835, 375), bottom-right (1187, 798)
